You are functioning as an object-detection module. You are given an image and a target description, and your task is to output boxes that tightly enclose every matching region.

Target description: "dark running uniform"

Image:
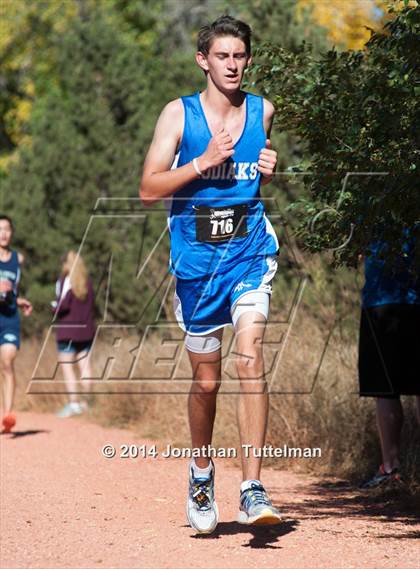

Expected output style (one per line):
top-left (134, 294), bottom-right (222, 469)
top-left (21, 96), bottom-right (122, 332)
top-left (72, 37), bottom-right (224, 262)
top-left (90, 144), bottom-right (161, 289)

top-left (0, 250), bottom-right (21, 348)
top-left (359, 239), bottom-right (420, 397)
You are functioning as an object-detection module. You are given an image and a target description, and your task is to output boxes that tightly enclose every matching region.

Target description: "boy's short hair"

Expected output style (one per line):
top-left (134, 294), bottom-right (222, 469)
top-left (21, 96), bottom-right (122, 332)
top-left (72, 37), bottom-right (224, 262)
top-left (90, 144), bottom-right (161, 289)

top-left (0, 214), bottom-right (13, 231)
top-left (197, 15), bottom-right (252, 55)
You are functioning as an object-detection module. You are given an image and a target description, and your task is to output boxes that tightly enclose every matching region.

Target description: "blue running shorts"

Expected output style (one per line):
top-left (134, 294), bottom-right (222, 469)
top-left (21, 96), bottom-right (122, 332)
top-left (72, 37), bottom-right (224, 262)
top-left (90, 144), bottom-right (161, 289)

top-left (0, 315), bottom-right (20, 349)
top-left (173, 255), bottom-right (278, 335)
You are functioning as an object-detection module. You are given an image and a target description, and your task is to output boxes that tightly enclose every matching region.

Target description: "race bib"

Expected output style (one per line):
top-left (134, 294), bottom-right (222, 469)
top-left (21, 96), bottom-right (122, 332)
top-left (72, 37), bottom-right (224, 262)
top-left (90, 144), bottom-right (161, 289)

top-left (194, 203), bottom-right (248, 243)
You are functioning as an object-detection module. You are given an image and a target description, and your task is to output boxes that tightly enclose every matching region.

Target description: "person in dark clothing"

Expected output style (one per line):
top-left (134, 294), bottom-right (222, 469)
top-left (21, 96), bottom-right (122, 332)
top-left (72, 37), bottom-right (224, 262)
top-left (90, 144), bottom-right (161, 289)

top-left (0, 214), bottom-right (32, 433)
top-left (358, 236), bottom-right (420, 489)
top-left (53, 250), bottom-right (96, 418)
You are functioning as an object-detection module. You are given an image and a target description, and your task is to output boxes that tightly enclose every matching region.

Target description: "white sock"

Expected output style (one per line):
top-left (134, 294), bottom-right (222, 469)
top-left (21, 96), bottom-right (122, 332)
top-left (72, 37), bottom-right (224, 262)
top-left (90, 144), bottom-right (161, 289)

top-left (240, 479), bottom-right (262, 493)
top-left (191, 459), bottom-right (213, 478)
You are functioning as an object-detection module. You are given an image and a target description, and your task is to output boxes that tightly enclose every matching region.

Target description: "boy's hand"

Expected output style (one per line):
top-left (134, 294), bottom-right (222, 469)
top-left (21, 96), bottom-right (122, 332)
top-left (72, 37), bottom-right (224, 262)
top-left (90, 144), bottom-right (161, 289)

top-left (198, 127), bottom-right (235, 171)
top-left (17, 297), bottom-right (33, 316)
top-left (258, 139), bottom-right (277, 179)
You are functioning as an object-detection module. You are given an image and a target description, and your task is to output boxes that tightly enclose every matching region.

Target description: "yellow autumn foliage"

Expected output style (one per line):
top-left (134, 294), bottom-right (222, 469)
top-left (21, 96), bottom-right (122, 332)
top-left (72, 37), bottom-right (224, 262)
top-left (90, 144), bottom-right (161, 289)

top-left (0, 0), bottom-right (77, 170)
top-left (297, 0), bottom-right (417, 50)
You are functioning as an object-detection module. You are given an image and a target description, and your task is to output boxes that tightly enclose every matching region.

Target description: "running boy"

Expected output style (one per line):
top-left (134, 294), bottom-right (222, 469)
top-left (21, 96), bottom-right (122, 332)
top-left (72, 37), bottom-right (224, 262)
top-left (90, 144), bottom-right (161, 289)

top-left (140, 16), bottom-right (281, 533)
top-left (0, 215), bottom-right (32, 433)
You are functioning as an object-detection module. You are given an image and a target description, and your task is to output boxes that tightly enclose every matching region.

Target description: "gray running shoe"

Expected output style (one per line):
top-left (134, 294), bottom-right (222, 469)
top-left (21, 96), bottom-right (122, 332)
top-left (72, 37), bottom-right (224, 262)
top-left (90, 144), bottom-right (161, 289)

top-left (186, 459), bottom-right (219, 534)
top-left (237, 480), bottom-right (282, 525)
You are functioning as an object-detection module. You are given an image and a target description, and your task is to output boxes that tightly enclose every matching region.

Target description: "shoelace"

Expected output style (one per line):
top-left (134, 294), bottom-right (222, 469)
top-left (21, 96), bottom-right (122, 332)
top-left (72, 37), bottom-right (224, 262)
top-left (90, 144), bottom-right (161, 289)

top-left (241, 484), bottom-right (270, 509)
top-left (191, 477), bottom-right (212, 510)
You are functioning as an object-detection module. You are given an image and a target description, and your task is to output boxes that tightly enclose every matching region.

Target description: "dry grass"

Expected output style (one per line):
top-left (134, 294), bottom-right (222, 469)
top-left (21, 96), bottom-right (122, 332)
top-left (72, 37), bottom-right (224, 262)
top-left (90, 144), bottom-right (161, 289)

top-left (8, 304), bottom-right (419, 496)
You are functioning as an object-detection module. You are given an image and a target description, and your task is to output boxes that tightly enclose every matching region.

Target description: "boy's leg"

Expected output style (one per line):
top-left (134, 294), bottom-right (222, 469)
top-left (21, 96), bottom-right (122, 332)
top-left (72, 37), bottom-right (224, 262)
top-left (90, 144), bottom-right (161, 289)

top-left (233, 306), bottom-right (281, 524)
top-left (229, 256), bottom-right (277, 479)
top-left (360, 396), bottom-right (405, 489)
top-left (187, 329), bottom-right (223, 467)
top-left (234, 310), bottom-right (268, 481)
top-left (185, 330), bottom-right (223, 534)
top-left (0, 343), bottom-right (18, 415)
top-left (376, 396), bottom-right (404, 472)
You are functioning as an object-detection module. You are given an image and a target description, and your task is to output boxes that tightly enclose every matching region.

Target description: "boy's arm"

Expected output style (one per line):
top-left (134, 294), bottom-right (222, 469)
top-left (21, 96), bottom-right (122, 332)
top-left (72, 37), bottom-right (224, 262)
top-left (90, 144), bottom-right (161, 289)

top-left (259, 98), bottom-right (277, 186)
top-left (140, 99), bottom-right (194, 206)
top-left (139, 99), bottom-right (234, 206)
top-left (263, 99), bottom-right (275, 138)
top-left (16, 253), bottom-right (32, 316)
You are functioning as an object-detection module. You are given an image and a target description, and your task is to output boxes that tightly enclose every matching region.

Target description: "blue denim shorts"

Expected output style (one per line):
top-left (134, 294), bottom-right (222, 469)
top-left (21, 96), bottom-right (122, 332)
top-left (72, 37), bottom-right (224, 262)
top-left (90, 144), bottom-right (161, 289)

top-left (57, 339), bottom-right (93, 354)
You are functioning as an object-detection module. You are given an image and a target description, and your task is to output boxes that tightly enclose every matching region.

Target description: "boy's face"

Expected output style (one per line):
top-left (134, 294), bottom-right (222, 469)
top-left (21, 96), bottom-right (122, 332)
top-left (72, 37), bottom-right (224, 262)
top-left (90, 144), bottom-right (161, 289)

top-left (196, 35), bottom-right (251, 93)
top-left (0, 220), bottom-right (12, 248)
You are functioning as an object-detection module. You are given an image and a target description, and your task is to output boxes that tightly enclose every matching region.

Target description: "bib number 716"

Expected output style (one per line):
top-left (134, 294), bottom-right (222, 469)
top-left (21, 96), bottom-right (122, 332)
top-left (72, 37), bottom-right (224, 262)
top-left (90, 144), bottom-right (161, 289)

top-left (210, 217), bottom-right (234, 236)
top-left (195, 203), bottom-right (248, 243)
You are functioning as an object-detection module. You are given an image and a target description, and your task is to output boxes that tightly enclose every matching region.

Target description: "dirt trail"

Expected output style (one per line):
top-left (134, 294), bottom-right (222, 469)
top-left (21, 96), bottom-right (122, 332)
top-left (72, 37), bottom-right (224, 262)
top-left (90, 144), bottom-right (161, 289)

top-left (1, 412), bottom-right (418, 569)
